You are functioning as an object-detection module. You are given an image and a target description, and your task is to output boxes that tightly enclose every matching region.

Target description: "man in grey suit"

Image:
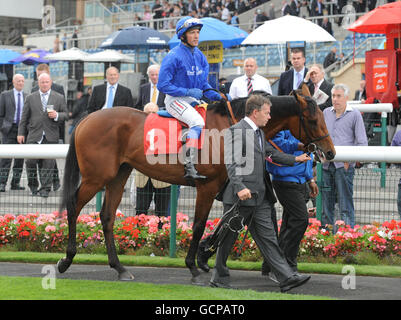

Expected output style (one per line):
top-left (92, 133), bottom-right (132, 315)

top-left (17, 73), bottom-right (68, 198)
top-left (31, 63), bottom-right (65, 192)
top-left (210, 94), bottom-right (311, 292)
top-left (0, 74), bottom-right (27, 192)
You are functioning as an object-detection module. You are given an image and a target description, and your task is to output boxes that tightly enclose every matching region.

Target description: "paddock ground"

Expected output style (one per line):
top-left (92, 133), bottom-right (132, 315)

top-left (1, 262), bottom-right (400, 300)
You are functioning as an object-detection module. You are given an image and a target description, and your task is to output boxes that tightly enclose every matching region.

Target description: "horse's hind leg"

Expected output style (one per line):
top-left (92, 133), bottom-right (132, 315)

top-left (100, 164), bottom-right (134, 281)
top-left (185, 186), bottom-right (217, 285)
top-left (57, 182), bottom-right (100, 273)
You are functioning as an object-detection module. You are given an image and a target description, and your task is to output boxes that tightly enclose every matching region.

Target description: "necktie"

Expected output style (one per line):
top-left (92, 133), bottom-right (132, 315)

top-left (256, 129), bottom-right (263, 149)
top-left (16, 93), bottom-right (21, 125)
top-left (41, 93), bottom-right (47, 112)
top-left (247, 77), bottom-right (253, 95)
top-left (107, 86), bottom-right (114, 108)
top-left (296, 72), bottom-right (302, 88)
top-left (151, 85), bottom-right (157, 103)
top-left (314, 83), bottom-right (319, 92)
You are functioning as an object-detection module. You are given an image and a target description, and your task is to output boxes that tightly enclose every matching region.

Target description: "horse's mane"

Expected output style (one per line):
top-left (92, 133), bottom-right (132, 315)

top-left (207, 90), bottom-right (318, 119)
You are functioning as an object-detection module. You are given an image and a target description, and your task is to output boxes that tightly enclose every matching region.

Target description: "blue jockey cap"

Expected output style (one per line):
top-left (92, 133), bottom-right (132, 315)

top-left (176, 17), bottom-right (203, 39)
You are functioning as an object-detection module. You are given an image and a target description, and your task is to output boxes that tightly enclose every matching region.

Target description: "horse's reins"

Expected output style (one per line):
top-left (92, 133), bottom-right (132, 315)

top-left (201, 89), bottom-right (237, 125)
top-left (220, 93), bottom-right (237, 125)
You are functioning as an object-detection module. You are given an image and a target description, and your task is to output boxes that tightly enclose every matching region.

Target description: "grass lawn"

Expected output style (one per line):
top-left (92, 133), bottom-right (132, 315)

top-left (0, 275), bottom-right (333, 300)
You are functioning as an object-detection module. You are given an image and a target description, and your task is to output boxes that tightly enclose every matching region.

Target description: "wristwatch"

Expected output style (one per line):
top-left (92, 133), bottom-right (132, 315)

top-left (308, 179), bottom-right (315, 184)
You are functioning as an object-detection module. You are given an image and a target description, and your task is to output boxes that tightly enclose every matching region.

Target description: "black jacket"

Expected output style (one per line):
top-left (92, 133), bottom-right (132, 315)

top-left (88, 83), bottom-right (134, 114)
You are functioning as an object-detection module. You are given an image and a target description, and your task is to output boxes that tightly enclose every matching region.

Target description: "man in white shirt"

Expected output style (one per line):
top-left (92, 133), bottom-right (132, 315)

top-left (229, 58), bottom-right (272, 99)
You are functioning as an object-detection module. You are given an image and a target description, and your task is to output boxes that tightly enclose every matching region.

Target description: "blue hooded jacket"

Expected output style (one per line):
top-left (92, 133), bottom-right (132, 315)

top-left (157, 42), bottom-right (221, 101)
top-left (266, 130), bottom-right (314, 184)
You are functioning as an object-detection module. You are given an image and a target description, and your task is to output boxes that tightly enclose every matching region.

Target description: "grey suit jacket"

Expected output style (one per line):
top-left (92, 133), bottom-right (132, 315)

top-left (18, 90), bottom-right (68, 143)
top-left (0, 89), bottom-right (27, 136)
top-left (223, 119), bottom-right (296, 207)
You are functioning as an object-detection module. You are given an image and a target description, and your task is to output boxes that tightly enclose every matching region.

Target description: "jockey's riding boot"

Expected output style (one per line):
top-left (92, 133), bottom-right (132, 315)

top-left (184, 147), bottom-right (206, 183)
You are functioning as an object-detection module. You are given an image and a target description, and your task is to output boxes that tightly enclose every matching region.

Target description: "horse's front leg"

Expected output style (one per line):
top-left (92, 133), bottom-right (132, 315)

top-left (185, 187), bottom-right (216, 285)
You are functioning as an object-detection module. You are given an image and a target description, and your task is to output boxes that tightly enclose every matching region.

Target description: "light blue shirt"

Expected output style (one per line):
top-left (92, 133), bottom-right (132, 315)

top-left (292, 68), bottom-right (305, 90)
top-left (103, 82), bottom-right (118, 109)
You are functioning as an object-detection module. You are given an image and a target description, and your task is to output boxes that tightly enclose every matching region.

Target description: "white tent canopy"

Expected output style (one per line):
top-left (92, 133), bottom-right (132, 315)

top-left (84, 49), bottom-right (134, 63)
top-left (44, 47), bottom-right (89, 61)
top-left (242, 15), bottom-right (336, 45)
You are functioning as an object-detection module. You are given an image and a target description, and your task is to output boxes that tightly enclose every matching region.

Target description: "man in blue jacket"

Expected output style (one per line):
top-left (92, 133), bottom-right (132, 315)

top-left (266, 130), bottom-right (318, 274)
top-left (158, 16), bottom-right (227, 183)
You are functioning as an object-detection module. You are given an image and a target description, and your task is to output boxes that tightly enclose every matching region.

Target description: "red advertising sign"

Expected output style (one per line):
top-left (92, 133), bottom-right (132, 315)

top-left (366, 49), bottom-right (398, 109)
top-left (372, 57), bottom-right (388, 93)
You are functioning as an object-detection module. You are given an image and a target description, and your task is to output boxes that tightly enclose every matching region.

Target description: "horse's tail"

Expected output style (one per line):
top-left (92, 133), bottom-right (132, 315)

top-left (59, 129), bottom-right (80, 215)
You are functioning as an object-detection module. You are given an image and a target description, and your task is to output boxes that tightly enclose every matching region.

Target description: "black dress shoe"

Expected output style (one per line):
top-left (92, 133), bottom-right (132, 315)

top-left (209, 281), bottom-right (237, 290)
top-left (0, 184), bottom-right (5, 192)
top-left (280, 274), bottom-right (311, 293)
top-left (53, 182), bottom-right (61, 192)
top-left (30, 188), bottom-right (39, 196)
top-left (11, 185), bottom-right (25, 191)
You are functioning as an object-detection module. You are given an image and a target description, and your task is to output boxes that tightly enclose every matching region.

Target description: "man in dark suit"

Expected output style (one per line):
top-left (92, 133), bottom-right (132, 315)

top-left (304, 63), bottom-right (334, 111)
top-left (321, 17), bottom-right (333, 36)
top-left (0, 74), bottom-right (27, 192)
top-left (17, 73), bottom-right (68, 198)
top-left (354, 79), bottom-right (366, 101)
top-left (278, 48), bottom-right (308, 96)
top-left (209, 94), bottom-right (311, 292)
top-left (88, 66), bottom-right (134, 114)
top-left (31, 63), bottom-right (65, 192)
top-left (311, 0), bottom-right (324, 25)
top-left (323, 47), bottom-right (337, 68)
top-left (136, 64), bottom-right (165, 111)
top-left (31, 64), bottom-right (65, 97)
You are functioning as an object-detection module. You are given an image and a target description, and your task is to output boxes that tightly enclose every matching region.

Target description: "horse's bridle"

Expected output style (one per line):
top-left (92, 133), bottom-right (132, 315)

top-left (297, 106), bottom-right (329, 161)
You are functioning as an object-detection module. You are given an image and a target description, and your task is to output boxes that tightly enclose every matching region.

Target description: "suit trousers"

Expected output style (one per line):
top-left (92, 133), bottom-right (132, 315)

top-left (0, 124), bottom-right (24, 186)
top-left (25, 136), bottom-right (56, 192)
top-left (272, 180), bottom-right (309, 270)
top-left (211, 200), bottom-right (295, 285)
top-left (135, 179), bottom-right (171, 217)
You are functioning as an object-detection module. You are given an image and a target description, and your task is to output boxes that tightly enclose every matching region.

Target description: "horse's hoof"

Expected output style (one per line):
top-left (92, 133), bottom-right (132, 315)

top-left (118, 270), bottom-right (135, 281)
top-left (191, 276), bottom-right (205, 286)
top-left (57, 258), bottom-right (71, 274)
top-left (197, 261), bottom-right (210, 273)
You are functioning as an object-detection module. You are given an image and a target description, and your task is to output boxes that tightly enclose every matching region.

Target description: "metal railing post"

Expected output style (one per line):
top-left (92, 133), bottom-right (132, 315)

top-left (96, 191), bottom-right (102, 212)
top-left (380, 112), bottom-right (387, 187)
top-left (169, 184), bottom-right (178, 258)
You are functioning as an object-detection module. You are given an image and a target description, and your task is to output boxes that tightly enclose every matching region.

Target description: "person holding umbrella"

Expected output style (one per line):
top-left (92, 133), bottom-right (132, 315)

top-left (157, 16), bottom-right (230, 183)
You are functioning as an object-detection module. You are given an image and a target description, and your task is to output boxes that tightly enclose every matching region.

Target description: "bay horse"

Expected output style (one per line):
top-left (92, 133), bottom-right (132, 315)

top-left (57, 89), bottom-right (335, 284)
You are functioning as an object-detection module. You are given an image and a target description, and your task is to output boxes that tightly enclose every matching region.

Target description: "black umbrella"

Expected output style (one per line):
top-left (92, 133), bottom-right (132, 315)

top-left (99, 26), bottom-right (170, 50)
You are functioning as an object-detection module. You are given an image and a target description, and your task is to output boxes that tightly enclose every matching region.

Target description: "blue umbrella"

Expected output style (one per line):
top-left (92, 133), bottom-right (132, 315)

top-left (0, 49), bottom-right (20, 64)
top-left (9, 49), bottom-right (53, 65)
top-left (168, 17), bottom-right (248, 49)
top-left (99, 26), bottom-right (170, 49)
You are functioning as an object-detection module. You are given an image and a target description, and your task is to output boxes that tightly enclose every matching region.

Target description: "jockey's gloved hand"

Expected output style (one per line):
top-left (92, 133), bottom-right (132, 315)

top-left (204, 89), bottom-right (223, 102)
top-left (187, 88), bottom-right (203, 100)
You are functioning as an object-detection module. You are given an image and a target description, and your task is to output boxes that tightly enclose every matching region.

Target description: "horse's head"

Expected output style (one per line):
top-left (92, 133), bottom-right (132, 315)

top-left (291, 91), bottom-right (335, 161)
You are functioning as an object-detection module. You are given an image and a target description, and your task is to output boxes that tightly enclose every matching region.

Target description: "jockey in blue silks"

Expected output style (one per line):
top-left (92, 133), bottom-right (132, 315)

top-left (158, 16), bottom-right (230, 182)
